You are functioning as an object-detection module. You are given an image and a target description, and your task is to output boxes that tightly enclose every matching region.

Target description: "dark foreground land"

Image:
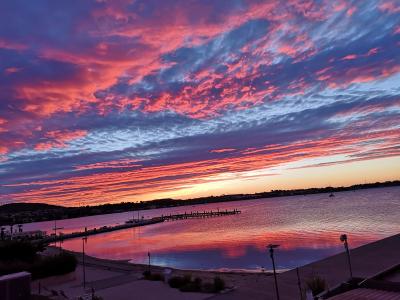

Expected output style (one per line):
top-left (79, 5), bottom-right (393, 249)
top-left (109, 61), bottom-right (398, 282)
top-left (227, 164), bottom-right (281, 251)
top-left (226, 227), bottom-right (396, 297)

top-left (1, 180), bottom-right (399, 225)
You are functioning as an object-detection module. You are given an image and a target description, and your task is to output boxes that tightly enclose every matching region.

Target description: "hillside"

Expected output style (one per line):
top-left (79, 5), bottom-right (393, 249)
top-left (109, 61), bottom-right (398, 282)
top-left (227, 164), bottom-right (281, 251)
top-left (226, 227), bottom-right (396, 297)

top-left (0, 202), bottom-right (63, 213)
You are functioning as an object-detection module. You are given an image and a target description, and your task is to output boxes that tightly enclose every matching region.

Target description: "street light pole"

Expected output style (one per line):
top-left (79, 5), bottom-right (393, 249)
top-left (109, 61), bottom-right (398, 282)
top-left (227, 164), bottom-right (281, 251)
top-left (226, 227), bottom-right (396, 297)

top-left (268, 244), bottom-right (280, 300)
top-left (53, 220), bottom-right (63, 247)
top-left (340, 234), bottom-right (353, 279)
top-left (148, 251), bottom-right (151, 273)
top-left (82, 236), bottom-right (88, 289)
top-left (296, 267), bottom-right (303, 300)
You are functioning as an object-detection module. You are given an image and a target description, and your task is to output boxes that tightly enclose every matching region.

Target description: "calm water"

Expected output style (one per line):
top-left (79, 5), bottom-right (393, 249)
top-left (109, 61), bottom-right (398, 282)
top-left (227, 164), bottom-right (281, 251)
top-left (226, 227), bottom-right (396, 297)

top-left (25, 187), bottom-right (400, 271)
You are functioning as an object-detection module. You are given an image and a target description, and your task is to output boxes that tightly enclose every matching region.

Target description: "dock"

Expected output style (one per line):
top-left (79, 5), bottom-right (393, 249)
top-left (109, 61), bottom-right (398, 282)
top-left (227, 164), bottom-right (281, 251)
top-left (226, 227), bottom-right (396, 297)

top-left (35, 208), bottom-right (241, 244)
top-left (158, 209), bottom-right (241, 221)
top-left (37, 218), bottom-right (164, 244)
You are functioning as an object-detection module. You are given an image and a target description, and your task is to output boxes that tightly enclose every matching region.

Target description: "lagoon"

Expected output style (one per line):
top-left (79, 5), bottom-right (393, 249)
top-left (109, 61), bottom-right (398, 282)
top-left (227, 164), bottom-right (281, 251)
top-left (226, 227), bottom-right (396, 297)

top-left (25, 187), bottom-right (400, 271)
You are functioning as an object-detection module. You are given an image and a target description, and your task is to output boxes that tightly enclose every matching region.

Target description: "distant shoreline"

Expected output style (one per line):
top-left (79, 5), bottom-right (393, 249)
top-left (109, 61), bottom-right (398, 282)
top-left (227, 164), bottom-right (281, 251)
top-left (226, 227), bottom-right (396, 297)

top-left (1, 180), bottom-right (399, 226)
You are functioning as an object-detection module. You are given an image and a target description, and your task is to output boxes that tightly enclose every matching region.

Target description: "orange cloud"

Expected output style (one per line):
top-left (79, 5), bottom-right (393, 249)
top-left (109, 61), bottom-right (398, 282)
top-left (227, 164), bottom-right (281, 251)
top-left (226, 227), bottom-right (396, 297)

top-left (5, 124), bottom-right (400, 206)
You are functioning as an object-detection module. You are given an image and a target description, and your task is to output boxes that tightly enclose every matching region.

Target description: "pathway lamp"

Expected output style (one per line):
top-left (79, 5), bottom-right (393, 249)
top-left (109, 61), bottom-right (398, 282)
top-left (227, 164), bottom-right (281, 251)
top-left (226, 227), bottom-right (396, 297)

top-left (267, 244), bottom-right (280, 300)
top-left (148, 251), bottom-right (151, 273)
top-left (340, 234), bottom-right (353, 279)
top-left (82, 235), bottom-right (88, 288)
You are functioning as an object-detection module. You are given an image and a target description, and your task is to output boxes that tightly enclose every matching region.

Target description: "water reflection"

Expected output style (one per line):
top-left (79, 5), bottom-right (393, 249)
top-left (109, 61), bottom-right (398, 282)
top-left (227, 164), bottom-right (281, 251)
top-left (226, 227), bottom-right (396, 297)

top-left (62, 226), bottom-right (380, 271)
top-left (28, 187), bottom-right (400, 271)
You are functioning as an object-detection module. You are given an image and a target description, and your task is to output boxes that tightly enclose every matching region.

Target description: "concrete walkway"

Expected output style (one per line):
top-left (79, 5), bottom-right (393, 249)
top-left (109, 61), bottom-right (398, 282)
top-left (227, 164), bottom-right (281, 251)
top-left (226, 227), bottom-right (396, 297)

top-left (215, 234), bottom-right (400, 300)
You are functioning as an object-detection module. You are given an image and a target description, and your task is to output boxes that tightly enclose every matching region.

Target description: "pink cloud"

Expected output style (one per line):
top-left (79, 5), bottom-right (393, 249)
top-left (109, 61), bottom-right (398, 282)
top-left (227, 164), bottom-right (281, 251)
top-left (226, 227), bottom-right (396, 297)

top-left (379, 1), bottom-right (400, 14)
top-left (342, 54), bottom-right (358, 60)
top-left (5, 124), bottom-right (400, 206)
top-left (75, 159), bottom-right (142, 171)
top-left (34, 130), bottom-right (87, 151)
top-left (210, 148), bottom-right (236, 153)
top-left (0, 39), bottom-right (27, 51)
top-left (346, 6), bottom-right (357, 16)
top-left (4, 67), bottom-right (22, 75)
top-left (366, 47), bottom-right (379, 56)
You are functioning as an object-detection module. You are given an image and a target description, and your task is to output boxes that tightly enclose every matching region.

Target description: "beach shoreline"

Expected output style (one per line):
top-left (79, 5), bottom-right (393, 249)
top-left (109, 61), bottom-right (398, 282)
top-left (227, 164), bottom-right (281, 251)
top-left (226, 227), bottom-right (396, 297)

top-left (43, 245), bottom-right (272, 287)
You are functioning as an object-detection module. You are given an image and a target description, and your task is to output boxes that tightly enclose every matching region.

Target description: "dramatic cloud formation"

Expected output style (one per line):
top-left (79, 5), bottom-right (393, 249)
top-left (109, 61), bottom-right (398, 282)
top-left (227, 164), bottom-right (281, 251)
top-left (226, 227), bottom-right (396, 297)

top-left (0, 0), bottom-right (399, 205)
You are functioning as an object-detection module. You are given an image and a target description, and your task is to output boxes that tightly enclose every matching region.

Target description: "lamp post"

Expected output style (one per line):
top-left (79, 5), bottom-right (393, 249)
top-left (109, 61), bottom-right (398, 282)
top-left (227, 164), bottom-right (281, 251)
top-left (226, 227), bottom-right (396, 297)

top-left (9, 224), bottom-right (13, 240)
top-left (268, 244), bottom-right (280, 300)
top-left (296, 267), bottom-right (303, 300)
top-left (82, 235), bottom-right (88, 288)
top-left (148, 251), bottom-right (151, 273)
top-left (340, 234), bottom-right (353, 279)
top-left (59, 234), bottom-right (64, 253)
top-left (53, 220), bottom-right (63, 246)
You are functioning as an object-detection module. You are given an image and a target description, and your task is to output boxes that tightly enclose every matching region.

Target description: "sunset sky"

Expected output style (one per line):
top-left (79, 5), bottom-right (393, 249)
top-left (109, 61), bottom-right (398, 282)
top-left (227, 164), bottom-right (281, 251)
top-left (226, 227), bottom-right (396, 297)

top-left (0, 0), bottom-right (399, 206)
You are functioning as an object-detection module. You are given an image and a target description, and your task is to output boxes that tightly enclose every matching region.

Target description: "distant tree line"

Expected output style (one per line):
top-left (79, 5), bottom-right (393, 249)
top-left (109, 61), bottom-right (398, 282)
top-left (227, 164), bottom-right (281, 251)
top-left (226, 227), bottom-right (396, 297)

top-left (0, 180), bottom-right (399, 226)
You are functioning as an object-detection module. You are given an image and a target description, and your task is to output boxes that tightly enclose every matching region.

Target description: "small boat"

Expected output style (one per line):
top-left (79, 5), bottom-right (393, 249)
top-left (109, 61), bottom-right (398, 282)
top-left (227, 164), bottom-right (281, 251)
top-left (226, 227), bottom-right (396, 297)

top-left (329, 193), bottom-right (335, 197)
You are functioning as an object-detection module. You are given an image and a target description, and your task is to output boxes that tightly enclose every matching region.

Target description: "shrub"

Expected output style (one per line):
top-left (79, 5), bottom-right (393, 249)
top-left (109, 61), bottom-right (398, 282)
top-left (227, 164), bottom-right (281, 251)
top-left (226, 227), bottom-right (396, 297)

top-left (0, 241), bottom-right (39, 262)
top-left (30, 252), bottom-right (77, 279)
top-left (181, 276), bottom-right (203, 292)
top-left (31, 295), bottom-right (51, 300)
top-left (151, 273), bottom-right (164, 281)
top-left (168, 274), bottom-right (225, 293)
top-left (168, 276), bottom-right (185, 288)
top-left (0, 260), bottom-right (30, 276)
top-left (0, 252), bottom-right (78, 279)
top-left (182, 274), bottom-right (192, 284)
top-left (143, 271), bottom-right (164, 281)
top-left (213, 276), bottom-right (225, 292)
top-left (168, 274), bottom-right (191, 288)
top-left (306, 275), bottom-right (327, 296)
top-left (143, 270), bottom-right (151, 278)
top-left (194, 277), bottom-right (202, 288)
top-left (202, 282), bottom-right (216, 293)
top-left (180, 282), bottom-right (201, 292)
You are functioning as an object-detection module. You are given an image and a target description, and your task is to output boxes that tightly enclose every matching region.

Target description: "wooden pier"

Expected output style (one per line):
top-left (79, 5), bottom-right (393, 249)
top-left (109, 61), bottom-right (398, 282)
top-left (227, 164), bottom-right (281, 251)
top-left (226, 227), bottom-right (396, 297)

top-left (36, 218), bottom-right (163, 244)
top-left (33, 208), bottom-right (241, 244)
top-left (158, 209), bottom-right (241, 221)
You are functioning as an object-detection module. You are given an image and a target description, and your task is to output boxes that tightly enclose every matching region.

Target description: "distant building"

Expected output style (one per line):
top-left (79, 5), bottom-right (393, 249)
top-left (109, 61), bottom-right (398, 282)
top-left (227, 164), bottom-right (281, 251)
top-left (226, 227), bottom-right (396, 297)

top-left (0, 272), bottom-right (31, 300)
top-left (10, 230), bottom-right (46, 240)
top-left (1, 229), bottom-right (46, 240)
